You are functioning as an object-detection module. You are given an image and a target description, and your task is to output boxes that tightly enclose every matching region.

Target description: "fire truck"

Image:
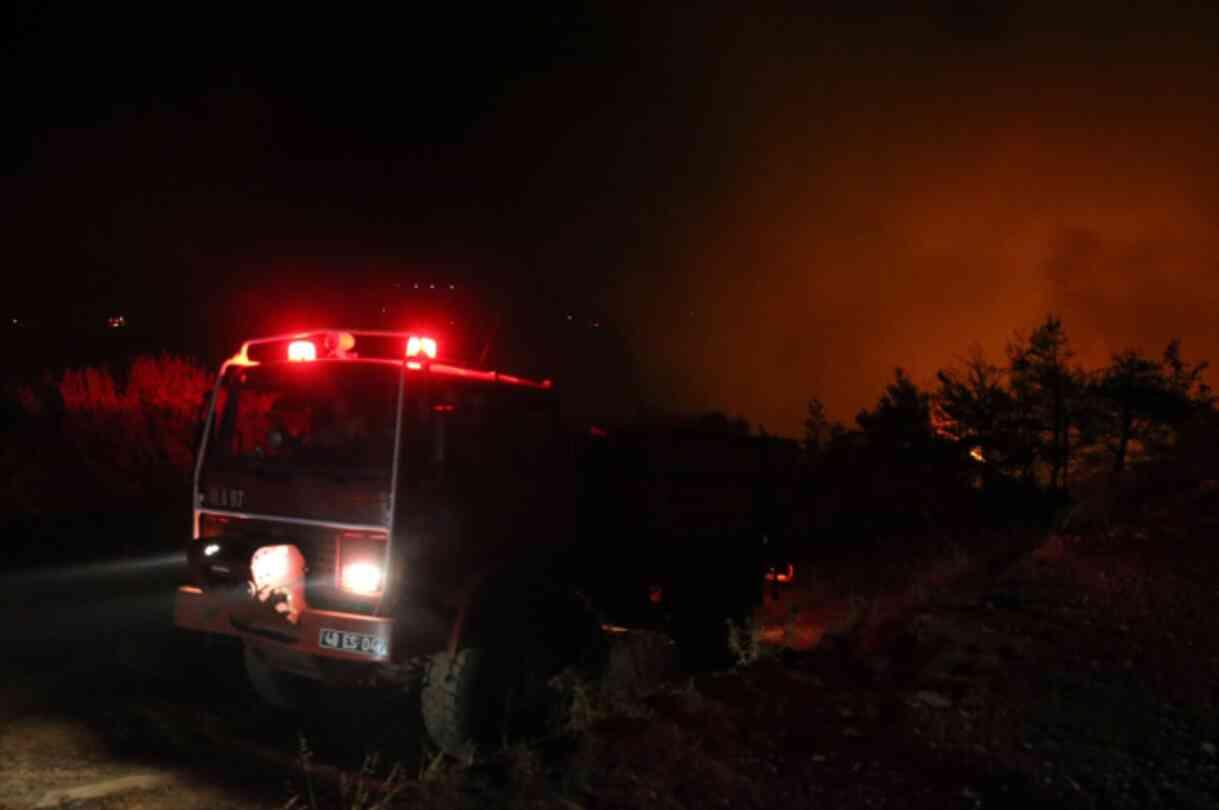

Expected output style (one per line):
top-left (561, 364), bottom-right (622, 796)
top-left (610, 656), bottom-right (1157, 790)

top-left (175, 329), bottom-right (793, 754)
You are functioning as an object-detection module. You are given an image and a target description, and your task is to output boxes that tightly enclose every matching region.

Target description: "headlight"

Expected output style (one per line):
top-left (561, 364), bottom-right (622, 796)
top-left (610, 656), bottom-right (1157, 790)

top-left (250, 544), bottom-right (293, 589)
top-left (338, 532), bottom-right (387, 596)
top-left (340, 561), bottom-right (385, 596)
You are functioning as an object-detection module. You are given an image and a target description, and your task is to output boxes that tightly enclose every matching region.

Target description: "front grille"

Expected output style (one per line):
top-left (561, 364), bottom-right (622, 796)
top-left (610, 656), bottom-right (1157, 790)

top-left (307, 533), bottom-right (339, 586)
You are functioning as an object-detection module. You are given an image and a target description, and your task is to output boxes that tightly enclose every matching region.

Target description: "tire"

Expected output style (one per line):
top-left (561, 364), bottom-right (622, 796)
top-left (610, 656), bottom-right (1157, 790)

top-left (421, 585), bottom-right (605, 757)
top-left (669, 609), bottom-right (737, 670)
top-left (243, 644), bottom-right (301, 711)
top-left (421, 648), bottom-right (502, 757)
top-left (669, 570), bottom-right (761, 671)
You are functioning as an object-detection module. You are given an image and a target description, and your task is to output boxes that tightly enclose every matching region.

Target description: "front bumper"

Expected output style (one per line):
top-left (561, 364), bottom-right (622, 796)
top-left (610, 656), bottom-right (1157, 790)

top-left (174, 585), bottom-right (395, 667)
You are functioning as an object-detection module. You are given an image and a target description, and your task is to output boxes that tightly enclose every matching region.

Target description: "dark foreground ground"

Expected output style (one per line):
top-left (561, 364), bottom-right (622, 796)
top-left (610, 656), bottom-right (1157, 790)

top-left (1, 516), bottom-right (1217, 809)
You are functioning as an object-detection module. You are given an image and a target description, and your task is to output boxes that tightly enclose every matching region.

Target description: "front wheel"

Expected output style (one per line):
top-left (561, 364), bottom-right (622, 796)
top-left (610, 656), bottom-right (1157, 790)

top-left (421, 648), bottom-right (505, 757)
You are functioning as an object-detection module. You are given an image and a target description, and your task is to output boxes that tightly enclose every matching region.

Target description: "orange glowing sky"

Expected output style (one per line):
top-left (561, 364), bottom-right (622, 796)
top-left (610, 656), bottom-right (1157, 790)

top-left (8, 6), bottom-right (1219, 437)
top-left (603, 7), bottom-right (1219, 435)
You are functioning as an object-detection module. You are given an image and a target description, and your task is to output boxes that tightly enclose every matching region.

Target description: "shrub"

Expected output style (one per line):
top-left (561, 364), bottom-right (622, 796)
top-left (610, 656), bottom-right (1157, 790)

top-left (8, 354), bottom-right (211, 510)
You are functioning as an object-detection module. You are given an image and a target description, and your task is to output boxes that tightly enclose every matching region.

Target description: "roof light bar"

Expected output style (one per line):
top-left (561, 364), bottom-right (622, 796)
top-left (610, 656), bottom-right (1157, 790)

top-left (287, 340), bottom-right (317, 362)
top-left (226, 330), bottom-right (551, 389)
top-left (406, 336), bottom-right (438, 359)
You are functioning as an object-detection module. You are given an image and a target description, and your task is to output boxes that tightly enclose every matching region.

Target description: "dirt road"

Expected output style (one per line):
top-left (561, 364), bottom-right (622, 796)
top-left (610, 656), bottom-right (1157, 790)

top-left (0, 553), bottom-right (427, 810)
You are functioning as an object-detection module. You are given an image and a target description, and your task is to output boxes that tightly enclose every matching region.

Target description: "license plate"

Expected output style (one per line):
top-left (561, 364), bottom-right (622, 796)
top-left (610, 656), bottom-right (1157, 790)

top-left (319, 628), bottom-right (388, 657)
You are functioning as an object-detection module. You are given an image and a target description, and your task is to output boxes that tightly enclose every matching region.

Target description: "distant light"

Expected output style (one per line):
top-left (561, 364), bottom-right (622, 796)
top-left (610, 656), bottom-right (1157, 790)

top-left (203, 543), bottom-right (221, 557)
top-left (969, 446), bottom-right (985, 463)
top-left (107, 315), bottom-right (127, 329)
top-left (765, 563), bottom-right (796, 584)
top-left (448, 284), bottom-right (455, 290)
top-left (287, 340), bottom-right (317, 362)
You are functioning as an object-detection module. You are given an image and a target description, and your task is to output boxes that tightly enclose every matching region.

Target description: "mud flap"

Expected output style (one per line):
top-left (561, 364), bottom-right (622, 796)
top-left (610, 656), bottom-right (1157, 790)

top-left (173, 586), bottom-right (238, 637)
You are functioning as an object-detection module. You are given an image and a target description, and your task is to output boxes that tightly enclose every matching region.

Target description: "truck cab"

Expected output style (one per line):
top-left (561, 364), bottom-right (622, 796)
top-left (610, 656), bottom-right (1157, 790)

top-left (175, 330), bottom-right (584, 752)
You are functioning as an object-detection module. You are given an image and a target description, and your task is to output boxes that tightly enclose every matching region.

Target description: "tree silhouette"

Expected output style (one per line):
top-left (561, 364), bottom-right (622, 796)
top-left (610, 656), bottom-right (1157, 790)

top-left (1161, 339), bottom-right (1213, 415)
top-left (856, 368), bottom-right (937, 456)
top-left (1092, 349), bottom-right (1168, 478)
top-left (1089, 340), bottom-right (1214, 479)
top-left (935, 348), bottom-right (1028, 481)
top-left (1008, 315), bottom-right (1085, 494)
top-left (802, 397), bottom-right (843, 458)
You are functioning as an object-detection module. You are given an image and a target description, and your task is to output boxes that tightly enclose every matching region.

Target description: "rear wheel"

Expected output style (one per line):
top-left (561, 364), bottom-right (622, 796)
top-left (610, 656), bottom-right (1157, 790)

top-left (670, 608), bottom-right (738, 670)
top-left (243, 644), bottom-right (302, 711)
top-left (421, 587), bottom-right (604, 756)
top-left (668, 563), bottom-right (763, 670)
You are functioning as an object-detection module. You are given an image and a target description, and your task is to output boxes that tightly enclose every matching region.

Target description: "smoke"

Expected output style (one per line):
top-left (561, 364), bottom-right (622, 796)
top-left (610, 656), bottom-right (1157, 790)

top-left (609, 6), bottom-right (1219, 435)
top-left (10, 4), bottom-right (1219, 439)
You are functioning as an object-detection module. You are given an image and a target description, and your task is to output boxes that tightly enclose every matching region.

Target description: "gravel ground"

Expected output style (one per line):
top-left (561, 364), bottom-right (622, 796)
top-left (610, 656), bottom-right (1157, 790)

top-left (1, 521), bottom-right (1217, 809)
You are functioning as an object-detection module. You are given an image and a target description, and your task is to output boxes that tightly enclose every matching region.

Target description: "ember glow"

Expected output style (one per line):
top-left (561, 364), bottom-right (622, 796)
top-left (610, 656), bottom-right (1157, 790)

top-left (608, 8), bottom-right (1219, 434)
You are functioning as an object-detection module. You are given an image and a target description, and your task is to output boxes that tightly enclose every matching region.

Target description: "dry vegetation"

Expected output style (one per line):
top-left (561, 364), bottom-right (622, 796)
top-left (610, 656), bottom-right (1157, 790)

top-left (1, 354), bottom-right (209, 523)
top-left (262, 507), bottom-right (1218, 810)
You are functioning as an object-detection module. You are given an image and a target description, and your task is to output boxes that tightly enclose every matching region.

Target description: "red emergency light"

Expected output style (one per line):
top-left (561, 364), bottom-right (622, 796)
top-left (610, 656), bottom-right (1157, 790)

top-left (229, 330), bottom-right (550, 389)
top-left (765, 563), bottom-right (796, 584)
top-left (406, 335), bottom-right (438, 360)
top-left (287, 340), bottom-right (317, 362)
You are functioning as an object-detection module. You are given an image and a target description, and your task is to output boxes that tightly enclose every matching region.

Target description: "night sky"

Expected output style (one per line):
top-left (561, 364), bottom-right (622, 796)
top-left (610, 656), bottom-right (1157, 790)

top-left (7, 4), bottom-right (1219, 435)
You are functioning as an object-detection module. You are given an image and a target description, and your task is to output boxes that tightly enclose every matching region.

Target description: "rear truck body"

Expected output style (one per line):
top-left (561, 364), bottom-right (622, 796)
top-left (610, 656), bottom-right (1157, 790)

top-left (575, 426), bottom-right (802, 665)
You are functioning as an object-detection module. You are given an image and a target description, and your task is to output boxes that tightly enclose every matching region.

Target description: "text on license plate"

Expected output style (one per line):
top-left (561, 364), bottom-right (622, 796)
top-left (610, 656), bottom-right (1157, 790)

top-left (319, 628), bottom-right (388, 657)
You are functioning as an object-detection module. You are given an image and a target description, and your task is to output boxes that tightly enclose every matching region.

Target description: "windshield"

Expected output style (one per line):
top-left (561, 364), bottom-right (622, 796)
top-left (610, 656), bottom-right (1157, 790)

top-left (204, 361), bottom-right (401, 482)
